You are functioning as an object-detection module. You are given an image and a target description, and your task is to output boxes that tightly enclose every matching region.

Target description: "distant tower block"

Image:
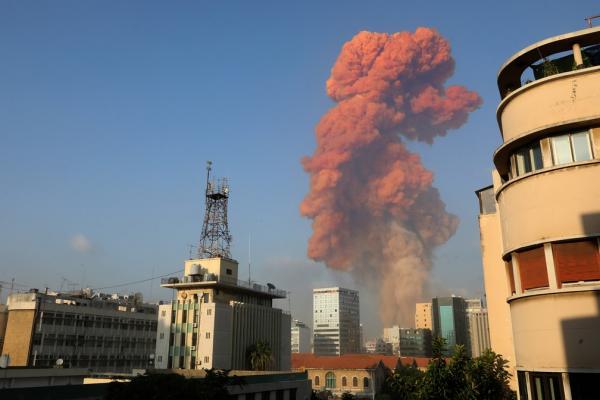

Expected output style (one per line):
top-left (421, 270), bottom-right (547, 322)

top-left (198, 161), bottom-right (232, 259)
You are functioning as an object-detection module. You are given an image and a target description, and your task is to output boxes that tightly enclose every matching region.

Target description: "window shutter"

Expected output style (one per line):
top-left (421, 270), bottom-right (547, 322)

top-left (553, 240), bottom-right (600, 286)
top-left (517, 246), bottom-right (549, 290)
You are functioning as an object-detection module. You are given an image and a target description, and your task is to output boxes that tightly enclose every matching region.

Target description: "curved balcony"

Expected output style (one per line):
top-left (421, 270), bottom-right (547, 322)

top-left (496, 161), bottom-right (600, 254)
top-left (496, 66), bottom-right (600, 145)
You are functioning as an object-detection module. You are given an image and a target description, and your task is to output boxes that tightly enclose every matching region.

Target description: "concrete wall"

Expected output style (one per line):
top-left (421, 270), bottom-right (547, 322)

top-left (498, 66), bottom-right (600, 142)
top-left (497, 162), bottom-right (600, 253)
top-left (510, 290), bottom-right (600, 371)
top-left (1, 309), bottom-right (36, 366)
top-left (155, 304), bottom-right (171, 369)
top-left (478, 211), bottom-right (517, 388)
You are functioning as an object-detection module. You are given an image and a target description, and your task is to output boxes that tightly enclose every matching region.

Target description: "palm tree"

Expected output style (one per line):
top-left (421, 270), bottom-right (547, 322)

top-left (248, 340), bottom-right (273, 371)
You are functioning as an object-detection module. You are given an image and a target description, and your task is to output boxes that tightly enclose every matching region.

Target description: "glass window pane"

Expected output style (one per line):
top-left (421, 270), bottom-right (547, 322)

top-left (516, 151), bottom-right (529, 175)
top-left (571, 131), bottom-right (592, 161)
top-left (531, 143), bottom-right (543, 170)
top-left (535, 377), bottom-right (543, 400)
top-left (552, 135), bottom-right (573, 165)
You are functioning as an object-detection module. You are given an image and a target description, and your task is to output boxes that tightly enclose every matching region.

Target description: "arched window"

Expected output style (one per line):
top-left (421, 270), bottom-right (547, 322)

top-left (314, 376), bottom-right (320, 386)
top-left (325, 372), bottom-right (336, 389)
top-left (353, 377), bottom-right (358, 387)
top-left (363, 377), bottom-right (369, 388)
top-left (342, 376), bottom-right (347, 386)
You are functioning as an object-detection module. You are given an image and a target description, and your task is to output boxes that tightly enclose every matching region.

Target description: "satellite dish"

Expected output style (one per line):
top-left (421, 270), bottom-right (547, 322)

top-left (56, 358), bottom-right (64, 366)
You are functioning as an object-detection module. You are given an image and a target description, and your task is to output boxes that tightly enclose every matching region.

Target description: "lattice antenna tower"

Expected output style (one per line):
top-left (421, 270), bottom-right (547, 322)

top-left (198, 161), bottom-right (232, 259)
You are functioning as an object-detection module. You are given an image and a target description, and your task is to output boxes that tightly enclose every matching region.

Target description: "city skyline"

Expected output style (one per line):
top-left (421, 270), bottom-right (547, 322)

top-left (2, 1), bottom-right (600, 338)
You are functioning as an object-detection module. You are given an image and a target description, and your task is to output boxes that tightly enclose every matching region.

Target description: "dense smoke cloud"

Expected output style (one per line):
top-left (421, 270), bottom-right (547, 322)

top-left (301, 28), bottom-right (481, 325)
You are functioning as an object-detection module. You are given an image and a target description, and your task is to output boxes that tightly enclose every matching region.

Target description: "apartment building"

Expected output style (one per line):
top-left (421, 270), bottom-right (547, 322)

top-left (1, 289), bottom-right (157, 372)
top-left (155, 257), bottom-right (291, 370)
top-left (312, 287), bottom-right (360, 355)
top-left (477, 26), bottom-right (600, 399)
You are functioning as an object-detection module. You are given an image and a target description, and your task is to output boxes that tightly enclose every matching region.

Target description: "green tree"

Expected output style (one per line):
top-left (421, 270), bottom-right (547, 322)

top-left (106, 369), bottom-right (238, 400)
top-left (383, 360), bottom-right (424, 400)
top-left (468, 350), bottom-right (514, 400)
top-left (247, 340), bottom-right (273, 371)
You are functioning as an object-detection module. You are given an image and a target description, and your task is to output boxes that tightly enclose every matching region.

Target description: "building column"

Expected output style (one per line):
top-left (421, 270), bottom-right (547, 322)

top-left (511, 254), bottom-right (522, 294)
top-left (573, 43), bottom-right (584, 67)
top-left (561, 373), bottom-right (572, 400)
top-left (544, 243), bottom-right (558, 289)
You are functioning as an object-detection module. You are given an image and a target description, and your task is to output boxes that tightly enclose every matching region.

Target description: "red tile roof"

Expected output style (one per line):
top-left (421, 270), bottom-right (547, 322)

top-left (291, 353), bottom-right (430, 371)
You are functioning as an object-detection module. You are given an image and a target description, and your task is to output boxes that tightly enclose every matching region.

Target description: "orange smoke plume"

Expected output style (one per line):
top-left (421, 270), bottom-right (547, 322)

top-left (301, 28), bottom-right (481, 325)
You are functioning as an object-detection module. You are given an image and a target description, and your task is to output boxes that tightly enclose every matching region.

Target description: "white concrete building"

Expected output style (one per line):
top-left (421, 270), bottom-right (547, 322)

top-left (383, 325), bottom-right (401, 354)
top-left (156, 257), bottom-right (291, 370)
top-left (312, 287), bottom-right (360, 355)
top-left (291, 320), bottom-right (311, 354)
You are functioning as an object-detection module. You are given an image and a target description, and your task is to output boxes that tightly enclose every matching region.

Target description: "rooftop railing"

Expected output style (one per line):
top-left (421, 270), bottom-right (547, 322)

top-left (160, 274), bottom-right (286, 298)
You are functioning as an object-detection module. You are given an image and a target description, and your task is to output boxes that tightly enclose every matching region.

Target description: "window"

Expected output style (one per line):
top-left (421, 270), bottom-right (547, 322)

top-left (204, 356), bottom-right (210, 363)
top-left (551, 131), bottom-right (593, 165)
top-left (363, 377), bottom-right (370, 388)
top-left (157, 356), bottom-right (162, 362)
top-left (205, 332), bottom-right (211, 339)
top-left (353, 377), bottom-right (358, 387)
top-left (325, 372), bottom-right (336, 389)
top-left (553, 240), bottom-right (600, 286)
top-left (226, 268), bottom-right (232, 275)
top-left (342, 376), bottom-right (347, 386)
top-left (314, 376), bottom-right (320, 386)
top-left (517, 246), bottom-right (549, 290)
top-left (207, 309), bottom-right (212, 316)
top-left (513, 141), bottom-right (543, 176)
top-left (159, 333), bottom-right (164, 340)
top-left (161, 310), bottom-right (166, 317)
top-left (530, 372), bottom-right (563, 400)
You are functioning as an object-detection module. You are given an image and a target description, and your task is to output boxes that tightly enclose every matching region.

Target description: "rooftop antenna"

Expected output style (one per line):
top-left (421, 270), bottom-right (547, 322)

top-left (198, 161), bottom-right (232, 259)
top-left (585, 14), bottom-right (600, 28)
top-left (248, 233), bottom-right (251, 285)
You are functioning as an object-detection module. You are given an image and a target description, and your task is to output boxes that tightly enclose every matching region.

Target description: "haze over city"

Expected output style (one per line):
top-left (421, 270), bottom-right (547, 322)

top-left (2, 0), bottom-right (598, 341)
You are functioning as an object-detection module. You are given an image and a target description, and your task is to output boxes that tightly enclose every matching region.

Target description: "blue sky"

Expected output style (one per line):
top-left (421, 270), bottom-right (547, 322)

top-left (1, 1), bottom-right (598, 337)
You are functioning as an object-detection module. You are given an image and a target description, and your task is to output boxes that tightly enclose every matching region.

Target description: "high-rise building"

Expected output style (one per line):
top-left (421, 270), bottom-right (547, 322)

top-left (415, 302), bottom-right (432, 330)
top-left (0, 290), bottom-right (157, 372)
top-left (156, 257), bottom-right (290, 370)
top-left (431, 296), bottom-right (467, 354)
top-left (477, 26), bottom-right (600, 398)
top-left (399, 328), bottom-right (432, 358)
top-left (464, 298), bottom-right (490, 357)
top-left (313, 287), bottom-right (360, 355)
top-left (364, 338), bottom-right (392, 355)
top-left (291, 319), bottom-right (311, 353)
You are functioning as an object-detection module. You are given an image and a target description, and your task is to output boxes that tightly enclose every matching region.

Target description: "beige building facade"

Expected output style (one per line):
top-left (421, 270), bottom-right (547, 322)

top-left (415, 302), bottom-right (432, 330)
top-left (477, 27), bottom-right (600, 399)
top-left (464, 299), bottom-right (491, 358)
top-left (156, 257), bottom-right (291, 371)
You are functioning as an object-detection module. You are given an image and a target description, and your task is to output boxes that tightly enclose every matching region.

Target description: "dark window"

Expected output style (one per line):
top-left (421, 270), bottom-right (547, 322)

top-left (226, 268), bottom-right (232, 275)
top-left (569, 372), bottom-right (598, 399)
top-left (518, 371), bottom-right (528, 400)
top-left (517, 246), bottom-right (549, 290)
top-left (530, 373), bottom-right (563, 400)
top-left (513, 141), bottom-right (543, 177)
top-left (342, 376), bottom-right (347, 386)
top-left (353, 377), bottom-right (358, 387)
top-left (553, 240), bottom-right (600, 286)
top-left (314, 376), bottom-right (320, 386)
top-left (363, 377), bottom-right (369, 388)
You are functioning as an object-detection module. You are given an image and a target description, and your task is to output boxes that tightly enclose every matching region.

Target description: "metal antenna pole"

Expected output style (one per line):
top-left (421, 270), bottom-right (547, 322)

top-left (248, 233), bottom-right (251, 285)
